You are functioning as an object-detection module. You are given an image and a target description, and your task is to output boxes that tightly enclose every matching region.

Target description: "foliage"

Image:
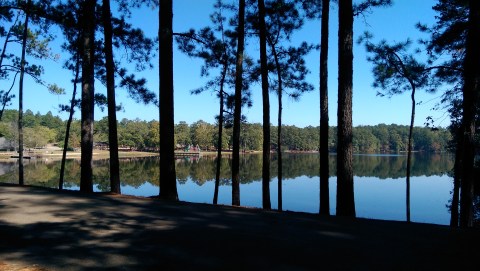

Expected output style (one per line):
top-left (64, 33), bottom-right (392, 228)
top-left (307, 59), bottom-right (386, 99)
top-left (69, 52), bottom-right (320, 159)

top-left (0, 109), bottom-right (453, 153)
top-left (359, 34), bottom-right (437, 97)
top-left (175, 0), bottom-right (253, 121)
top-left (0, 0), bottom-right (58, 120)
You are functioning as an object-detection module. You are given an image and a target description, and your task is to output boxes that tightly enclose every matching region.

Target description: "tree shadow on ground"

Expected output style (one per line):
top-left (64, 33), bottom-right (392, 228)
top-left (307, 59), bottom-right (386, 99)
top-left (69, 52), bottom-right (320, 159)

top-left (0, 184), bottom-right (479, 270)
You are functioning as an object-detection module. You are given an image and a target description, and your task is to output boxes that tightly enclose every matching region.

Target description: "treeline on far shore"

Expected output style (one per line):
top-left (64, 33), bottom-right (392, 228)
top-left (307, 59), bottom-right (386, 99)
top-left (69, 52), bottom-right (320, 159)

top-left (0, 109), bottom-right (451, 153)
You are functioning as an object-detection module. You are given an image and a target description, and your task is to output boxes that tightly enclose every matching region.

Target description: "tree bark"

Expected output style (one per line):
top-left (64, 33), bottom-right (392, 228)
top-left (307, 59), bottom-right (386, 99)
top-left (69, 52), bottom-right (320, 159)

top-left (319, 0), bottom-right (330, 216)
top-left (232, 0), bottom-right (245, 206)
top-left (102, 0), bottom-right (121, 194)
top-left (159, 0), bottom-right (178, 200)
top-left (59, 56), bottom-right (80, 190)
top-left (459, 0), bottom-right (480, 228)
top-left (80, 0), bottom-right (96, 193)
top-left (336, 0), bottom-right (355, 217)
top-left (18, 2), bottom-right (30, 186)
top-left (258, 0), bottom-right (271, 210)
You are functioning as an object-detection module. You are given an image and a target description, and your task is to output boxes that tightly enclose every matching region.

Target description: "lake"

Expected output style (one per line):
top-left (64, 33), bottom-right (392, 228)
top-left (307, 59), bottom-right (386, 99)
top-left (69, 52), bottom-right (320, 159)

top-left (0, 153), bottom-right (455, 225)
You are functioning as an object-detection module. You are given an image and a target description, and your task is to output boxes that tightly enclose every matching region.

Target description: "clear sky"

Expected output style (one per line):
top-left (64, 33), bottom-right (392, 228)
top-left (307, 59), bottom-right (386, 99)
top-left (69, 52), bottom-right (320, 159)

top-left (12, 0), bottom-right (450, 128)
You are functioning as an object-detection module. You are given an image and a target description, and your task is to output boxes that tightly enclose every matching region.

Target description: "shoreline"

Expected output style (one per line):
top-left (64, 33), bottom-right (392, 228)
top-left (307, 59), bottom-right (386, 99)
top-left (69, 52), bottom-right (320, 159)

top-left (0, 149), bottom-right (263, 161)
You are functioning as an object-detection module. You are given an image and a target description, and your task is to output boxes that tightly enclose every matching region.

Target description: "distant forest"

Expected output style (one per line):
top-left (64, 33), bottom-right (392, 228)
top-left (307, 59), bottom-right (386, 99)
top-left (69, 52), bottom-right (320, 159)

top-left (0, 109), bottom-right (451, 153)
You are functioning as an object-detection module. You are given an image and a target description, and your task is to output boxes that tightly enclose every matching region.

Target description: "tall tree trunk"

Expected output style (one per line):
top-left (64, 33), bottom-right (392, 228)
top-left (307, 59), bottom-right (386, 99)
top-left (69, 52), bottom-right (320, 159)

top-left (319, 0), bottom-right (330, 216)
top-left (450, 132), bottom-right (462, 227)
top-left (232, 0), bottom-right (246, 206)
top-left (406, 86), bottom-right (416, 223)
top-left (80, 0), bottom-right (96, 193)
top-left (336, 0), bottom-right (355, 217)
top-left (213, 66), bottom-right (227, 205)
top-left (59, 56), bottom-right (80, 190)
top-left (258, 0), bottom-right (271, 210)
top-left (159, 0), bottom-right (178, 200)
top-left (271, 44), bottom-right (283, 211)
top-left (102, 0), bottom-right (121, 194)
top-left (459, 0), bottom-right (480, 228)
top-left (18, 3), bottom-right (30, 186)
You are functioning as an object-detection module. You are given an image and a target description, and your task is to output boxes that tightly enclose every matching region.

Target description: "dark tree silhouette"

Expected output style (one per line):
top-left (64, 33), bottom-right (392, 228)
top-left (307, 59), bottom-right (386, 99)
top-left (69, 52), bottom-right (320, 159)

top-left (336, 0), bottom-right (355, 217)
top-left (336, 0), bottom-right (392, 217)
top-left (232, 0), bottom-right (246, 206)
top-left (174, 0), bottom-right (247, 205)
top-left (255, 0), bottom-right (315, 211)
top-left (459, 0), bottom-right (480, 228)
top-left (102, 0), bottom-right (121, 194)
top-left (159, 0), bottom-right (178, 200)
top-left (415, 0), bottom-right (468, 227)
top-left (258, 0), bottom-right (271, 210)
top-left (360, 37), bottom-right (435, 222)
top-left (80, 0), bottom-right (95, 193)
top-left (17, 0), bottom-right (30, 186)
top-left (59, 56), bottom-right (79, 190)
top-left (319, 0), bottom-right (330, 216)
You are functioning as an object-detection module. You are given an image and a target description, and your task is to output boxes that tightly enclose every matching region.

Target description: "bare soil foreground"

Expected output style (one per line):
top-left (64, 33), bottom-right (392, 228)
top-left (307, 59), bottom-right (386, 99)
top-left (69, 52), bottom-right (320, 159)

top-left (0, 184), bottom-right (479, 270)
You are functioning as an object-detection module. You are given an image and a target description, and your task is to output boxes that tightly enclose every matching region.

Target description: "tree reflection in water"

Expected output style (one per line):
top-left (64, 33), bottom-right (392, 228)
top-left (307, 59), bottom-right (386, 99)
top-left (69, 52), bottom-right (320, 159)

top-left (0, 153), bottom-right (466, 225)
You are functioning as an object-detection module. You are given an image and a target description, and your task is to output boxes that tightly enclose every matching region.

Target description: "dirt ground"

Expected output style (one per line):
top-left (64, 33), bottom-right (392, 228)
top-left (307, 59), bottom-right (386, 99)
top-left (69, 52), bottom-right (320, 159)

top-left (1, 183), bottom-right (479, 270)
top-left (0, 262), bottom-right (47, 271)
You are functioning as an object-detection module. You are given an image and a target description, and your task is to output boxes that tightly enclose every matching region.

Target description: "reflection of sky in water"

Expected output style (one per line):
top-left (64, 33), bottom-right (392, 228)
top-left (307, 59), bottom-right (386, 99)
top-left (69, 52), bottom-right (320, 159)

top-left (1, 154), bottom-right (453, 225)
top-left (113, 174), bottom-right (452, 226)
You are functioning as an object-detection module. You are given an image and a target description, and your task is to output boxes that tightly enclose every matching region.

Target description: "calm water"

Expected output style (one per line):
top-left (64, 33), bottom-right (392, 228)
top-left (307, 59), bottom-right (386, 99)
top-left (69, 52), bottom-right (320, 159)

top-left (0, 153), bottom-right (454, 225)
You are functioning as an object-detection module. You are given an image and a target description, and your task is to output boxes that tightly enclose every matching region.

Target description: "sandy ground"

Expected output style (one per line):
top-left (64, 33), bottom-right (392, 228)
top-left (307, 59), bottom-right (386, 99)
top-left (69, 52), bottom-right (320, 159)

top-left (0, 183), bottom-right (479, 270)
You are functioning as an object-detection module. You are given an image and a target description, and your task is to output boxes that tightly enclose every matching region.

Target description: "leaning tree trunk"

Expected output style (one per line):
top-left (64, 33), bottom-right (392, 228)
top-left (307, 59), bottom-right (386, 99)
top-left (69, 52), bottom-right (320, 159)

top-left (231, 0), bottom-right (246, 207)
top-left (159, 0), bottom-right (178, 200)
top-left (319, 0), bottom-right (330, 216)
top-left (258, 0), bottom-right (271, 210)
top-left (18, 4), bottom-right (30, 186)
top-left (459, 0), bottom-right (480, 228)
top-left (336, 0), bottom-right (355, 217)
top-left (80, 0), bottom-right (96, 193)
top-left (0, 16), bottom-right (18, 121)
top-left (406, 86), bottom-right (416, 223)
top-left (59, 56), bottom-right (80, 190)
top-left (102, 0), bottom-right (121, 194)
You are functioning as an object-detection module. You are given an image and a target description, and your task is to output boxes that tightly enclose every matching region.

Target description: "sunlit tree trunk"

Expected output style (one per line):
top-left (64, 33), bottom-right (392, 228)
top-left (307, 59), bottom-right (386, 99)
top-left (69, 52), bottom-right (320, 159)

top-left (232, 0), bottom-right (246, 206)
top-left (102, 0), bottom-right (121, 194)
top-left (258, 0), bottom-right (271, 210)
top-left (159, 0), bottom-right (178, 200)
top-left (80, 0), bottom-right (96, 193)
top-left (336, 0), bottom-right (355, 217)
top-left (319, 0), bottom-right (330, 216)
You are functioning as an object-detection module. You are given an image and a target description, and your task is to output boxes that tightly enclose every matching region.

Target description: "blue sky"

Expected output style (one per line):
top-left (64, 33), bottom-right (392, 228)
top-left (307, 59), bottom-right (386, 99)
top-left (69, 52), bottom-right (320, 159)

top-left (12, 0), bottom-right (449, 128)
